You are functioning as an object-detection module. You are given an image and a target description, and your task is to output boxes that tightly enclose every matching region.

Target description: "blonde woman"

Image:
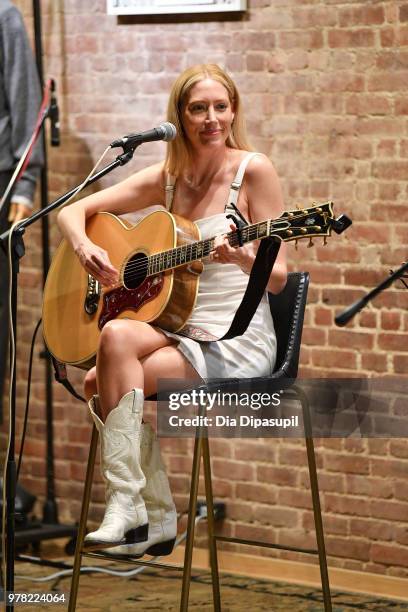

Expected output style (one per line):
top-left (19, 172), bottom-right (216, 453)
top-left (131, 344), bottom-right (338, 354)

top-left (57, 64), bottom-right (287, 557)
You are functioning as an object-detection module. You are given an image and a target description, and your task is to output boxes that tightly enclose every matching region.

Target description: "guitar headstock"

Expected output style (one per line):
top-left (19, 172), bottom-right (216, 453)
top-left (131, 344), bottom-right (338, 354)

top-left (271, 202), bottom-right (351, 246)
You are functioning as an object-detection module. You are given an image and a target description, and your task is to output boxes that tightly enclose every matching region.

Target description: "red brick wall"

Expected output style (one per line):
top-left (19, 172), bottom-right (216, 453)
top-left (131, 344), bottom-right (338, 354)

top-left (2, 0), bottom-right (408, 578)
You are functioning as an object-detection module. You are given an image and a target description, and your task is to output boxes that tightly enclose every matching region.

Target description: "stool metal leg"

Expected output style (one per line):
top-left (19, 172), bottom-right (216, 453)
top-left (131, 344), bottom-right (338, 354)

top-left (300, 390), bottom-right (332, 612)
top-left (202, 436), bottom-right (221, 612)
top-left (180, 433), bottom-right (203, 612)
top-left (68, 424), bottom-right (99, 612)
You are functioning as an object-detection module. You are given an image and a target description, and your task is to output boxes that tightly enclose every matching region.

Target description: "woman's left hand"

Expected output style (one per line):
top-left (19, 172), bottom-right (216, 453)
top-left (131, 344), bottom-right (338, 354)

top-left (210, 223), bottom-right (256, 274)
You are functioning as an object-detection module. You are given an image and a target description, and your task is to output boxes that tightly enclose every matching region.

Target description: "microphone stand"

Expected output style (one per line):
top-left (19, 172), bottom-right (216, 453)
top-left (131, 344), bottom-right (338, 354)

top-left (0, 145), bottom-right (137, 611)
top-left (34, 0), bottom-right (59, 532)
top-left (335, 260), bottom-right (408, 326)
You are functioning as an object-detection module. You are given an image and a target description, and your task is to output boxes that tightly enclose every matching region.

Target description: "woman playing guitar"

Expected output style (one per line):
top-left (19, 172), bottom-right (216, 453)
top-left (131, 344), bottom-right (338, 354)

top-left (57, 64), bottom-right (287, 557)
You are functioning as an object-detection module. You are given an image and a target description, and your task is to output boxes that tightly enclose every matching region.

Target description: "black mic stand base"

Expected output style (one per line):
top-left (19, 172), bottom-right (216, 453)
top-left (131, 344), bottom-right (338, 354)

top-left (14, 523), bottom-right (77, 554)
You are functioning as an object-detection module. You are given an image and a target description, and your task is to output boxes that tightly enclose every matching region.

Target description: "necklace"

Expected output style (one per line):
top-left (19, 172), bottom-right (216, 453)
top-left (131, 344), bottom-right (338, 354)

top-left (184, 162), bottom-right (227, 191)
top-left (184, 174), bottom-right (209, 190)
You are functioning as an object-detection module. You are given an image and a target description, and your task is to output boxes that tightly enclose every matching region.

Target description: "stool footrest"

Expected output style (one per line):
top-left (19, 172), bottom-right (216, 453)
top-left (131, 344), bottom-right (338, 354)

top-left (83, 552), bottom-right (184, 571)
top-left (215, 535), bottom-right (318, 556)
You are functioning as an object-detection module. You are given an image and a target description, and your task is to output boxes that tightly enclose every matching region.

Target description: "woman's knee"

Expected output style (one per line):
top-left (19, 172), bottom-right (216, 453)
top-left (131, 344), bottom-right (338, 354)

top-left (98, 319), bottom-right (169, 360)
top-left (98, 319), bottom-right (141, 357)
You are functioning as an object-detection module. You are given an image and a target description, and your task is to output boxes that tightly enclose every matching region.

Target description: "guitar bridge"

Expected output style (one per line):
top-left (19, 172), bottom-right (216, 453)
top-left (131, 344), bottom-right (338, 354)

top-left (84, 274), bottom-right (100, 315)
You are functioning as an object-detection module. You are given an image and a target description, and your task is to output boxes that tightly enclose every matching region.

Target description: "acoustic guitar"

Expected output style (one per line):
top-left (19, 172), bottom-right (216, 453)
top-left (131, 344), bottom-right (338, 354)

top-left (42, 202), bottom-right (343, 369)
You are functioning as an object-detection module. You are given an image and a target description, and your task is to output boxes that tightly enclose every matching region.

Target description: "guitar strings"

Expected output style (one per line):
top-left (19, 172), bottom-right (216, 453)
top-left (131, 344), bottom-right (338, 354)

top-left (117, 219), bottom-right (322, 282)
top-left (115, 224), bottom-right (322, 283)
top-left (117, 218), bottom-right (286, 277)
top-left (118, 232), bottom-right (248, 278)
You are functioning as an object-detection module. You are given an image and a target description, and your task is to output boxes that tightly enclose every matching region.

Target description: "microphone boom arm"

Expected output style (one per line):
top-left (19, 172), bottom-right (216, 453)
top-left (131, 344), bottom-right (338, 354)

top-left (335, 260), bottom-right (408, 326)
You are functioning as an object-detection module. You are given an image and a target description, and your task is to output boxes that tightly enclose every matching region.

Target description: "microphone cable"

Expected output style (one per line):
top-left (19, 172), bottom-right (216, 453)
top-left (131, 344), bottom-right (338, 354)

top-left (16, 318), bottom-right (42, 482)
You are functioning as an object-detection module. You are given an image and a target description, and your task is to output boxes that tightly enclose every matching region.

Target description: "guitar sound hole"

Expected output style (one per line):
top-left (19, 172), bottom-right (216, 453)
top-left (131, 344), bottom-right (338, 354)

top-left (123, 252), bottom-right (148, 289)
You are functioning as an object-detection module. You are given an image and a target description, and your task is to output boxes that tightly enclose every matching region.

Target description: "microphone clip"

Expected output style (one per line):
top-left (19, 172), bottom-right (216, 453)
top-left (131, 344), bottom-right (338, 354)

top-left (48, 78), bottom-right (60, 147)
top-left (113, 136), bottom-right (142, 153)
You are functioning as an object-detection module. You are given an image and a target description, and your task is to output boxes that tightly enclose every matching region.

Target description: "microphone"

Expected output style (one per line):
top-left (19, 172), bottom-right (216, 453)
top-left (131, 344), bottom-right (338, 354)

top-left (49, 79), bottom-right (60, 146)
top-left (110, 122), bottom-right (177, 149)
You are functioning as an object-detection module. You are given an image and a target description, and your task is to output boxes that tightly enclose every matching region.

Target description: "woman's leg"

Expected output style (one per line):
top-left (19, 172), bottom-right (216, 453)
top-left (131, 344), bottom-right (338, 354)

top-left (84, 322), bottom-right (200, 406)
top-left (105, 344), bottom-right (200, 557)
top-left (96, 319), bottom-right (175, 420)
top-left (84, 320), bottom-right (171, 546)
top-left (141, 344), bottom-right (201, 397)
top-left (83, 321), bottom-right (200, 548)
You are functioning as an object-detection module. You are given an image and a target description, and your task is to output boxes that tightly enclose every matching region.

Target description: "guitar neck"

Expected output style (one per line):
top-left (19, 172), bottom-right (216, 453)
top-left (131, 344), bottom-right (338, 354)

top-left (147, 219), bottom-right (272, 275)
top-left (146, 202), bottom-right (336, 275)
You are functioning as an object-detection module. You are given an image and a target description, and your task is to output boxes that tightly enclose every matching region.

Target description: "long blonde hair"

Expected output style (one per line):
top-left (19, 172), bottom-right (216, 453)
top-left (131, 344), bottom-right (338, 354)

top-left (165, 64), bottom-right (252, 177)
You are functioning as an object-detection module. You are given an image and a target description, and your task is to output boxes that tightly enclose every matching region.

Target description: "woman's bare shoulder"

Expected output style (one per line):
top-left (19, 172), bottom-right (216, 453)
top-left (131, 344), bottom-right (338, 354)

top-left (126, 161), bottom-right (166, 191)
top-left (245, 153), bottom-right (276, 177)
top-left (109, 161), bottom-right (167, 211)
top-left (74, 161), bottom-right (168, 218)
top-left (230, 150), bottom-right (276, 179)
top-left (243, 153), bottom-right (283, 218)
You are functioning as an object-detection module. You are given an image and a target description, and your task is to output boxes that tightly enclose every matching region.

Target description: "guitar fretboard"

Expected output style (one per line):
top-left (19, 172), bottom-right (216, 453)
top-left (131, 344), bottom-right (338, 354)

top-left (147, 220), bottom-right (270, 275)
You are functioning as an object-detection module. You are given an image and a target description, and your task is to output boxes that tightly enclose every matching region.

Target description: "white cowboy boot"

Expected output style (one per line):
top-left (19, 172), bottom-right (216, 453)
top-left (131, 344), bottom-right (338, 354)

top-left (106, 422), bottom-right (177, 557)
top-left (84, 389), bottom-right (149, 548)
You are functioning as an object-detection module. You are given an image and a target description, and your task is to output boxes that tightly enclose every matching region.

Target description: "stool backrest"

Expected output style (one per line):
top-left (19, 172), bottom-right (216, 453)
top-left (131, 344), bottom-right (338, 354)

top-left (268, 272), bottom-right (309, 380)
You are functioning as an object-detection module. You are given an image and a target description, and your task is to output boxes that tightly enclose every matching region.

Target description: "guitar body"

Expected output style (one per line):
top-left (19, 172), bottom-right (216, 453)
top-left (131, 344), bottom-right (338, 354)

top-left (42, 210), bottom-right (202, 369)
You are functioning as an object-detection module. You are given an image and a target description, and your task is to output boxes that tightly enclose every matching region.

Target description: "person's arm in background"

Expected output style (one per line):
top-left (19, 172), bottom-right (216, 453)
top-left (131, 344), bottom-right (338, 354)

top-left (2, 4), bottom-right (43, 222)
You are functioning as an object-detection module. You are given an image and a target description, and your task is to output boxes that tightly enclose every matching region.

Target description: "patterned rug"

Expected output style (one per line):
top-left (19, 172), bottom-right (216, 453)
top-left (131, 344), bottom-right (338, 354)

top-left (10, 560), bottom-right (408, 611)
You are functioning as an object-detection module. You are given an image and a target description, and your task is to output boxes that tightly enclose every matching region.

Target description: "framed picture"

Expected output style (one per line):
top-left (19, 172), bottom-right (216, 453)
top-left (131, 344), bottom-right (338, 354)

top-left (107, 0), bottom-right (246, 16)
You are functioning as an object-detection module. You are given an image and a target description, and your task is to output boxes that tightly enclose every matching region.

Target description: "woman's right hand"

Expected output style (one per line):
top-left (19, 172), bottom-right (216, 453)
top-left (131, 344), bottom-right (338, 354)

top-left (74, 239), bottom-right (119, 286)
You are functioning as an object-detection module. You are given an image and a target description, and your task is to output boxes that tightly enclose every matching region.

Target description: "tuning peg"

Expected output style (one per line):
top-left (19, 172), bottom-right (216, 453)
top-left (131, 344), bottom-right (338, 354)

top-left (295, 239), bottom-right (298, 251)
top-left (323, 236), bottom-right (327, 246)
top-left (308, 237), bottom-right (314, 248)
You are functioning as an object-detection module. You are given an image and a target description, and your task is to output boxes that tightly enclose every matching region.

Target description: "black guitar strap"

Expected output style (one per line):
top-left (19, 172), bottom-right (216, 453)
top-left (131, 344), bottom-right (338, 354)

top-left (219, 236), bottom-right (281, 341)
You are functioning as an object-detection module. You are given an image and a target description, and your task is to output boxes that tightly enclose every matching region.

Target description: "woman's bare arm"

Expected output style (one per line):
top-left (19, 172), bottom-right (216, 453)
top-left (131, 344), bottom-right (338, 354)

top-left (57, 162), bottom-right (165, 284)
top-left (244, 155), bottom-right (287, 294)
top-left (212, 154), bottom-right (287, 294)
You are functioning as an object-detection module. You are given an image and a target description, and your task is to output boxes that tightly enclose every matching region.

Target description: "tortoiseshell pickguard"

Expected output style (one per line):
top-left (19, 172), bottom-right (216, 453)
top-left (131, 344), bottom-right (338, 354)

top-left (98, 275), bottom-right (164, 329)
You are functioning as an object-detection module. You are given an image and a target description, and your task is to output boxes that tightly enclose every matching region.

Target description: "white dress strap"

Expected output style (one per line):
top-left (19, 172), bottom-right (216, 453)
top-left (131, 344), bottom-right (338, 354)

top-left (225, 152), bottom-right (260, 213)
top-left (165, 174), bottom-right (176, 211)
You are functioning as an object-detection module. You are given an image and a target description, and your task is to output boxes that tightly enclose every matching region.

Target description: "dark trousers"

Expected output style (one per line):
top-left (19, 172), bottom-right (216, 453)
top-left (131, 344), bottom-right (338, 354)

top-left (0, 171), bottom-right (12, 418)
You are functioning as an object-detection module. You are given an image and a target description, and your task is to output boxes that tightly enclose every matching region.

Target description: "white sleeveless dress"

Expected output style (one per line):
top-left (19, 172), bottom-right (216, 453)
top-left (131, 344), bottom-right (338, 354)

top-left (123, 153), bottom-right (277, 380)
top-left (162, 153), bottom-right (277, 380)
